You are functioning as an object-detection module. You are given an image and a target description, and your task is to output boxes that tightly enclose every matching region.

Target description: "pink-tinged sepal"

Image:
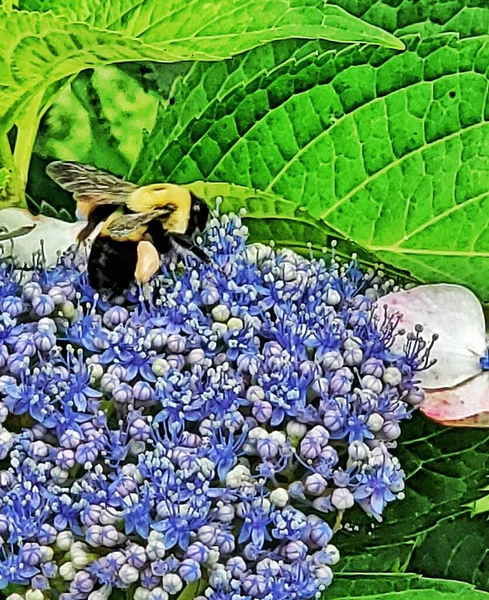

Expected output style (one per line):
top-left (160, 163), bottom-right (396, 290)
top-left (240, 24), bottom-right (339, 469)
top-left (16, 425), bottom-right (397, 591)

top-left (376, 284), bottom-right (486, 390)
top-left (420, 373), bottom-right (489, 425)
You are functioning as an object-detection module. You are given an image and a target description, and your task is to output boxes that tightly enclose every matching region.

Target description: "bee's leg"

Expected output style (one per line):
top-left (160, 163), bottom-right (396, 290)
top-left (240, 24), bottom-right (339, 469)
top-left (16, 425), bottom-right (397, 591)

top-left (170, 233), bottom-right (210, 263)
top-left (135, 240), bottom-right (160, 284)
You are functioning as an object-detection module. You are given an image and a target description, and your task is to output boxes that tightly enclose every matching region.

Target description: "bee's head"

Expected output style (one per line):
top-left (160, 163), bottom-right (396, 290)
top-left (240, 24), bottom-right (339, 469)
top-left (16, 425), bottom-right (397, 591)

top-left (189, 193), bottom-right (210, 234)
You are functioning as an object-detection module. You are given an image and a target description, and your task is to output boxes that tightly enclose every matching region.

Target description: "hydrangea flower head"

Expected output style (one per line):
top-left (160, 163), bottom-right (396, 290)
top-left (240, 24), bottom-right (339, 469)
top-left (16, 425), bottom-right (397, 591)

top-left (0, 209), bottom-right (432, 599)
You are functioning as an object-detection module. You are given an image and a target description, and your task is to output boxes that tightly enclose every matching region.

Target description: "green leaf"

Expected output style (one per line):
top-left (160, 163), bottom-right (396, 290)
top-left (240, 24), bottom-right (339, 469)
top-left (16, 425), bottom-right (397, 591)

top-left (467, 486), bottom-right (489, 517)
top-left (132, 33), bottom-right (489, 299)
top-left (187, 180), bottom-right (418, 281)
top-left (1, 0), bottom-right (404, 133)
top-left (327, 573), bottom-right (489, 599)
top-left (328, 0), bottom-right (489, 38)
top-left (18, 0), bottom-right (405, 53)
top-left (175, 580), bottom-right (200, 600)
top-left (333, 414), bottom-right (489, 589)
top-left (0, 167), bottom-right (11, 198)
top-left (35, 66), bottom-right (158, 175)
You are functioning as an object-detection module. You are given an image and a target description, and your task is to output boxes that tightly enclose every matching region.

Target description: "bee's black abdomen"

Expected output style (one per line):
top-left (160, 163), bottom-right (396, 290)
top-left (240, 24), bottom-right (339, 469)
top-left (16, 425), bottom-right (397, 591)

top-left (88, 237), bottom-right (138, 295)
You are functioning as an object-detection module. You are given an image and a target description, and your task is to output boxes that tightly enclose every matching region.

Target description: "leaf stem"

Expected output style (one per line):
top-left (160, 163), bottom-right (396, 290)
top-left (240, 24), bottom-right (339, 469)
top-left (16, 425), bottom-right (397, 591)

top-left (13, 89), bottom-right (44, 201)
top-left (0, 132), bottom-right (23, 207)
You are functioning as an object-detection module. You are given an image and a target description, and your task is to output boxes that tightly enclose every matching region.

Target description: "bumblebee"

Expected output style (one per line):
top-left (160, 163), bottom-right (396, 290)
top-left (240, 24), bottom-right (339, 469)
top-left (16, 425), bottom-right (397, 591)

top-left (46, 161), bottom-right (209, 295)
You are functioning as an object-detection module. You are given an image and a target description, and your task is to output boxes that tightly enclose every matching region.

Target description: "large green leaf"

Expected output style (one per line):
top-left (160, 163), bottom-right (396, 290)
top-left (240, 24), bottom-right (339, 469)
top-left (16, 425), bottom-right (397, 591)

top-left (328, 0), bottom-right (489, 38)
top-left (333, 414), bottom-right (489, 590)
top-left (187, 180), bottom-right (418, 281)
top-left (1, 1), bottom-right (403, 126)
top-left (328, 574), bottom-right (489, 599)
top-left (0, 2), bottom-right (403, 133)
top-left (18, 0), bottom-right (404, 53)
top-left (132, 32), bottom-right (489, 299)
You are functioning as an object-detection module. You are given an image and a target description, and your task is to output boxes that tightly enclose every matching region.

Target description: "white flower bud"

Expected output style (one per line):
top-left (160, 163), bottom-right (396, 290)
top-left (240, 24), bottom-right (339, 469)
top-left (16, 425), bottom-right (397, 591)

top-left (226, 465), bottom-right (251, 488)
top-left (326, 288), bottom-right (341, 306)
top-left (148, 588), bottom-right (168, 600)
top-left (71, 547), bottom-right (90, 568)
top-left (344, 346), bottom-right (363, 366)
top-left (56, 530), bottom-right (74, 550)
top-left (211, 304), bottom-right (230, 322)
top-left (119, 564), bottom-right (140, 585)
top-left (6, 594), bottom-right (24, 600)
top-left (100, 507), bottom-right (119, 526)
top-left (129, 440), bottom-right (146, 456)
top-left (0, 404), bottom-right (8, 423)
top-left (246, 385), bottom-right (265, 402)
top-left (152, 358), bottom-right (171, 377)
top-left (367, 413), bottom-right (384, 433)
top-left (348, 440), bottom-right (369, 461)
top-left (248, 427), bottom-right (268, 441)
top-left (186, 349), bottom-right (205, 366)
top-left (268, 431), bottom-right (286, 447)
top-left (89, 363), bottom-right (104, 382)
top-left (50, 466), bottom-right (69, 484)
top-left (269, 488), bottom-right (289, 507)
top-left (227, 317), bottom-right (243, 331)
top-left (162, 573), bottom-right (183, 595)
top-left (315, 565), bottom-right (334, 586)
top-left (198, 418), bottom-right (215, 436)
top-left (344, 336), bottom-right (362, 350)
top-left (37, 317), bottom-right (56, 333)
top-left (88, 590), bottom-right (110, 600)
top-left (286, 420), bottom-right (308, 441)
top-left (246, 242), bottom-right (273, 263)
top-left (361, 374), bottom-right (383, 394)
top-left (205, 547), bottom-right (220, 566)
top-left (383, 366), bottom-right (403, 386)
top-left (0, 430), bottom-right (13, 459)
top-left (382, 419), bottom-right (401, 440)
top-left (322, 351), bottom-right (344, 371)
top-left (59, 561), bottom-right (77, 581)
top-left (25, 591), bottom-right (43, 600)
top-left (331, 487), bottom-right (354, 510)
top-left (322, 544), bottom-right (341, 565)
top-left (134, 588), bottom-right (151, 600)
top-left (61, 301), bottom-right (76, 319)
top-left (39, 546), bottom-right (54, 562)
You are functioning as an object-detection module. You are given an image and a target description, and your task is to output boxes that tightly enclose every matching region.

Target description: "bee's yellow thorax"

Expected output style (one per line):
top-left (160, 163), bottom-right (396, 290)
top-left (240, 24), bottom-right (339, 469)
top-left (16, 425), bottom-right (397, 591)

top-left (128, 184), bottom-right (191, 234)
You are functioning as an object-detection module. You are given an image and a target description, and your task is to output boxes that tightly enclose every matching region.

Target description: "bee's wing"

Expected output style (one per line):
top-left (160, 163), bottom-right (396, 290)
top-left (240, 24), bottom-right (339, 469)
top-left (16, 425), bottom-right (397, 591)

top-left (46, 161), bottom-right (137, 205)
top-left (107, 206), bottom-right (176, 240)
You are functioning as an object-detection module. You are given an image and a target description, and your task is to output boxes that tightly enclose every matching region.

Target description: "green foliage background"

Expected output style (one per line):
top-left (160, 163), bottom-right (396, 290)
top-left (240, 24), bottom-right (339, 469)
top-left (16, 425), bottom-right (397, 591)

top-left (2, 0), bottom-right (489, 598)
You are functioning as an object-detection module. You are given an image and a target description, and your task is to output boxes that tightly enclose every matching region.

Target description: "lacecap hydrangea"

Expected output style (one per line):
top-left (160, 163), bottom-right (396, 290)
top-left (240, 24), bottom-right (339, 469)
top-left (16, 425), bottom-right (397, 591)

top-left (0, 208), bottom-right (433, 600)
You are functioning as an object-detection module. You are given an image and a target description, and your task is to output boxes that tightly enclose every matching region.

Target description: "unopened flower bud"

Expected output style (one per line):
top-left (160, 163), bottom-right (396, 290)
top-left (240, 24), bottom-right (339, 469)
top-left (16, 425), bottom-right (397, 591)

top-left (361, 374), bottom-right (383, 394)
top-left (331, 487), bottom-right (354, 510)
top-left (134, 588), bottom-right (150, 600)
top-left (56, 531), bottom-right (74, 550)
top-left (227, 317), bottom-right (243, 331)
top-left (212, 304), bottom-right (230, 322)
top-left (383, 366), bottom-right (402, 386)
top-left (269, 488), bottom-right (289, 507)
top-left (59, 562), bottom-right (76, 581)
top-left (162, 574), bottom-right (183, 595)
top-left (325, 288), bottom-right (341, 306)
top-left (305, 473), bottom-right (328, 495)
top-left (382, 419), bottom-right (401, 440)
top-left (152, 358), bottom-right (170, 376)
top-left (315, 565), bottom-right (334, 586)
top-left (119, 564), bottom-right (139, 585)
top-left (348, 440), bottom-right (369, 461)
